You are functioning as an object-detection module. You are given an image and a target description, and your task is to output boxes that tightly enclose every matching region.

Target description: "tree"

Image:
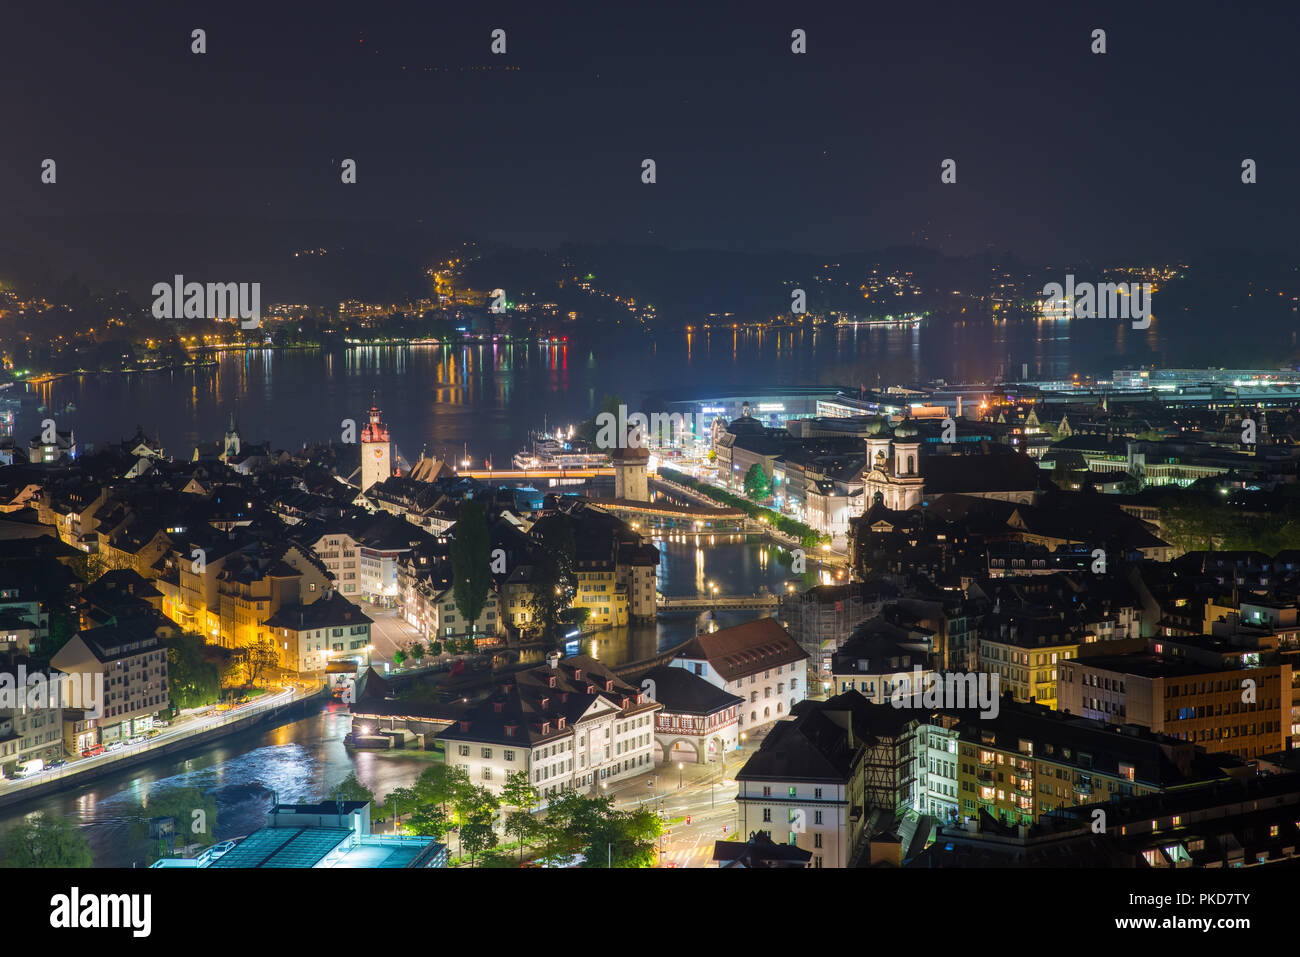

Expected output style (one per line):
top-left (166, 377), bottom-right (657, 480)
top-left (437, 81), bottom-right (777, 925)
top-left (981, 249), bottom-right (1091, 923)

top-left (241, 636), bottom-right (280, 687)
top-left (2, 813), bottom-right (93, 868)
top-left (331, 772), bottom-right (375, 813)
top-left (505, 811), bottom-right (544, 863)
top-left (526, 514), bottom-right (577, 646)
top-left (404, 804), bottom-right (450, 840)
top-left (125, 787), bottom-right (219, 863)
top-left (166, 633), bottom-right (220, 709)
top-left (559, 606), bottom-right (591, 629)
top-left (584, 806), bottom-right (661, 868)
top-left (501, 770), bottom-right (541, 863)
top-left (459, 818), bottom-right (498, 867)
top-left (85, 549), bottom-right (138, 582)
top-left (410, 642), bottom-right (425, 663)
top-left (454, 784), bottom-right (500, 828)
top-left (450, 499), bottom-right (492, 633)
top-left (417, 764), bottom-right (473, 819)
top-left (380, 786), bottom-right (421, 828)
top-left (393, 649), bottom-right (407, 669)
top-left (537, 792), bottom-right (661, 867)
top-left (744, 463), bottom-right (771, 501)
top-left (539, 792), bottom-right (612, 863)
top-left (452, 784), bottom-right (500, 863)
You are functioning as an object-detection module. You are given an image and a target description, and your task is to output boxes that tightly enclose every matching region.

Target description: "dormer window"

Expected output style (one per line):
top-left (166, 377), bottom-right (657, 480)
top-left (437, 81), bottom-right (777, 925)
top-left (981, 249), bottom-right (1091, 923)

top-left (458, 721), bottom-right (470, 732)
top-left (605, 680), bottom-right (614, 692)
top-left (548, 675), bottom-right (557, 688)
top-left (493, 701), bottom-right (503, 713)
top-left (541, 721), bottom-right (550, 734)
top-left (557, 717), bottom-right (566, 729)
top-left (540, 697), bottom-right (549, 710)
top-left (574, 669), bottom-right (582, 680)
top-left (505, 723), bottom-right (517, 737)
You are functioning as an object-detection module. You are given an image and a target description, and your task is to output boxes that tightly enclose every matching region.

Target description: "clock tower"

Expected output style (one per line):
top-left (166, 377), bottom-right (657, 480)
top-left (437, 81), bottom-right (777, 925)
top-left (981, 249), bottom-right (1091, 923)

top-left (360, 401), bottom-right (391, 492)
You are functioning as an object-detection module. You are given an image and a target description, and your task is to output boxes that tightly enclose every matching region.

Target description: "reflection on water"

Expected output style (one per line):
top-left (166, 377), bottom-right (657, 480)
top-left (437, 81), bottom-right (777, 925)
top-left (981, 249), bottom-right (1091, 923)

top-left (20, 315), bottom-right (1292, 469)
top-left (0, 705), bottom-right (434, 867)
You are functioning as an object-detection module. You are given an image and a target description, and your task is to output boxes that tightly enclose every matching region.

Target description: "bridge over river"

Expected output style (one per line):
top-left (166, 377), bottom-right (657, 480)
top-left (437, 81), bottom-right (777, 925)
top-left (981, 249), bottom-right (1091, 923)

top-left (656, 593), bottom-right (780, 611)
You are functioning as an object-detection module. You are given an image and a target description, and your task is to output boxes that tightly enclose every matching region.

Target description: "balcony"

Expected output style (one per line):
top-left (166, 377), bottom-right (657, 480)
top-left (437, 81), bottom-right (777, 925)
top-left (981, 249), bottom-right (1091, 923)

top-left (1074, 782), bottom-right (1093, 798)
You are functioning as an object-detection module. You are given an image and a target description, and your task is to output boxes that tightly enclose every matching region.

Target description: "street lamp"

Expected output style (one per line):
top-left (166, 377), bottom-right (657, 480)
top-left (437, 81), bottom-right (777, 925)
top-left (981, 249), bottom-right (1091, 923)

top-left (678, 761), bottom-right (683, 789)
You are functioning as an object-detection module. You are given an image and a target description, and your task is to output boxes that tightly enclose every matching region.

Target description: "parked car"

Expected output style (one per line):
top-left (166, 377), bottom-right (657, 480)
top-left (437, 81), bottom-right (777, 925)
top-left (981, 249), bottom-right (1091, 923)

top-left (81, 745), bottom-right (105, 758)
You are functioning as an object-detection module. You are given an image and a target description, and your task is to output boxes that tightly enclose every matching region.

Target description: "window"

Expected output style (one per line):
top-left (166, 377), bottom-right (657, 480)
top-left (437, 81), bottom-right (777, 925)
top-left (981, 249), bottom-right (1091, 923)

top-left (481, 747), bottom-right (492, 759)
top-left (762, 808), bottom-right (771, 823)
top-left (457, 745), bottom-right (470, 757)
top-left (504, 749), bottom-right (515, 762)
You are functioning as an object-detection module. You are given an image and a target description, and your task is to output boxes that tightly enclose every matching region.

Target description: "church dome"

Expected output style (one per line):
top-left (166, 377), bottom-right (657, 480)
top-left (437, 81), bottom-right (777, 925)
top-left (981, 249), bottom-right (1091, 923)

top-left (894, 419), bottom-right (920, 440)
top-left (864, 414), bottom-right (891, 436)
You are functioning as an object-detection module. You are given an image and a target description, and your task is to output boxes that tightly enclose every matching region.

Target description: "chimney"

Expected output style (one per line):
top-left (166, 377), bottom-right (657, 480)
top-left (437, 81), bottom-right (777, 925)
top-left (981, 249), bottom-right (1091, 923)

top-left (546, 651), bottom-right (560, 670)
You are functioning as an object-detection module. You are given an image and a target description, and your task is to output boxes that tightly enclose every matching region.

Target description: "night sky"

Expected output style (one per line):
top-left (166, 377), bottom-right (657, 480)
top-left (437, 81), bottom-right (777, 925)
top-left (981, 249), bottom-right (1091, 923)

top-left (3, 0), bottom-right (1298, 285)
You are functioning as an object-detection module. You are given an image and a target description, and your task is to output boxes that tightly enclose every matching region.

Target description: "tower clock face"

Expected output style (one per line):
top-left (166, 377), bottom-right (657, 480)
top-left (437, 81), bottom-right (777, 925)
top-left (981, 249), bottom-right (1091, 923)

top-left (373, 447), bottom-right (385, 459)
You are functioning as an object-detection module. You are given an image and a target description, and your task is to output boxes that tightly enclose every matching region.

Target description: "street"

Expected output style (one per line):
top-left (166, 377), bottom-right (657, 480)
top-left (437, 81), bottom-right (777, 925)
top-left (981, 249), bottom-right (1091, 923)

top-left (599, 726), bottom-right (772, 867)
top-left (360, 601), bottom-right (421, 668)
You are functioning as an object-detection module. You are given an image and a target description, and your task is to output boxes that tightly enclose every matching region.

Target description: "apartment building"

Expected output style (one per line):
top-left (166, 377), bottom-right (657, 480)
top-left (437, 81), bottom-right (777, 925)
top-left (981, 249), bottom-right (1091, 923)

top-left (263, 589), bottom-right (373, 673)
top-left (829, 615), bottom-right (937, 704)
top-left (669, 617), bottom-right (808, 733)
top-left (50, 618), bottom-right (171, 745)
top-left (0, 696), bottom-right (65, 776)
top-left (1057, 640), bottom-right (1292, 760)
top-left (940, 701), bottom-right (1216, 827)
top-left (735, 692), bottom-right (889, 868)
top-left (160, 539), bottom-right (333, 651)
top-left (436, 652), bottom-right (662, 803)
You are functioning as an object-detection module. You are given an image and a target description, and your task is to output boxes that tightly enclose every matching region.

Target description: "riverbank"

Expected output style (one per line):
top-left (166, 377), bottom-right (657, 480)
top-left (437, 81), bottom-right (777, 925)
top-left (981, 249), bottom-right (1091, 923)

top-left (0, 686), bottom-right (326, 812)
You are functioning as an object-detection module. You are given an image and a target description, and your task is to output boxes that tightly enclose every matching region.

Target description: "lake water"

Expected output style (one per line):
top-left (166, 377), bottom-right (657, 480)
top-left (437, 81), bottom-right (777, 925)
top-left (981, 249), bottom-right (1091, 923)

top-left (18, 313), bottom-right (1297, 469)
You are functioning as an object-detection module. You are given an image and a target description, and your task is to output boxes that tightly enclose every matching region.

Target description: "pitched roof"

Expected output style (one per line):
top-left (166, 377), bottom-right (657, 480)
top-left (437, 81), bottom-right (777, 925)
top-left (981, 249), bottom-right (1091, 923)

top-left (639, 664), bottom-right (744, 715)
top-left (675, 618), bottom-right (808, 681)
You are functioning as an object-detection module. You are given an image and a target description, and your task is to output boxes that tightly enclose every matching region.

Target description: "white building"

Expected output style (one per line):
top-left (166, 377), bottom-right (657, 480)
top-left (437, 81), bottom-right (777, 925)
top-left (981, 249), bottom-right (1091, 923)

top-left (669, 617), bottom-right (808, 734)
top-left (735, 693), bottom-right (878, 869)
top-left (436, 653), bottom-right (662, 803)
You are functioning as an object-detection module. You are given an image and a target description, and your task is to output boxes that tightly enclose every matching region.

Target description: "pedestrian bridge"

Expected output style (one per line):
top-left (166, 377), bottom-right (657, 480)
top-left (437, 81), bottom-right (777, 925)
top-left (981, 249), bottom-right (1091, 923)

top-left (656, 593), bottom-right (780, 611)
